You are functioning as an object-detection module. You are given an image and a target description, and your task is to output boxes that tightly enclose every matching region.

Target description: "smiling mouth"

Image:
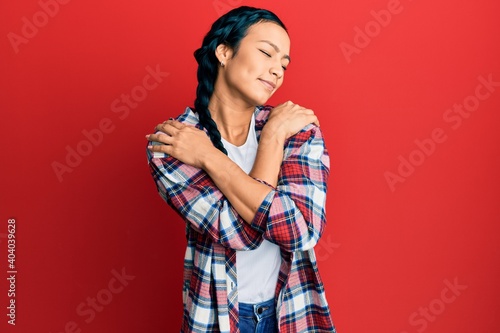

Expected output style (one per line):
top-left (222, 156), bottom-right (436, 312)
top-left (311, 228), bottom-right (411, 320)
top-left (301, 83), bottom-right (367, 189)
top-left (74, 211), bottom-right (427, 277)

top-left (259, 79), bottom-right (275, 92)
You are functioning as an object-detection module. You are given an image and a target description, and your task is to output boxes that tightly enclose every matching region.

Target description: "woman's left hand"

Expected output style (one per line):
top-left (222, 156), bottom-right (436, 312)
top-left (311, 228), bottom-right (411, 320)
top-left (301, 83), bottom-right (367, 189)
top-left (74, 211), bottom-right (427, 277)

top-left (146, 119), bottom-right (217, 169)
top-left (263, 101), bottom-right (319, 143)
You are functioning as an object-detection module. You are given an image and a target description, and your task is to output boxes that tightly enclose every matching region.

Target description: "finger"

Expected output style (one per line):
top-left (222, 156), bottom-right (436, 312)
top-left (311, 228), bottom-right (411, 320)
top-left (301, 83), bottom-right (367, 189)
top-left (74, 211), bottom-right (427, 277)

top-left (273, 100), bottom-right (295, 110)
top-left (155, 121), bottom-right (180, 134)
top-left (147, 143), bottom-right (173, 155)
top-left (158, 119), bottom-right (170, 128)
top-left (300, 114), bottom-right (319, 127)
top-left (166, 119), bottom-right (186, 129)
top-left (307, 114), bottom-right (319, 127)
top-left (299, 106), bottom-right (315, 113)
top-left (277, 100), bottom-right (294, 107)
top-left (312, 116), bottom-right (320, 127)
top-left (146, 133), bottom-right (173, 144)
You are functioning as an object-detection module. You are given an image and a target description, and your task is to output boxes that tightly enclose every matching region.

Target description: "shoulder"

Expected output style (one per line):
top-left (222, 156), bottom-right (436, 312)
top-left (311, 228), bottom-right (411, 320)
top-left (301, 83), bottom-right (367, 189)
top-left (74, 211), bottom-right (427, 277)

top-left (175, 107), bottom-right (201, 128)
top-left (254, 104), bottom-right (322, 136)
top-left (284, 125), bottom-right (329, 170)
top-left (286, 124), bottom-right (325, 151)
top-left (254, 105), bottom-right (273, 128)
top-left (148, 107), bottom-right (202, 160)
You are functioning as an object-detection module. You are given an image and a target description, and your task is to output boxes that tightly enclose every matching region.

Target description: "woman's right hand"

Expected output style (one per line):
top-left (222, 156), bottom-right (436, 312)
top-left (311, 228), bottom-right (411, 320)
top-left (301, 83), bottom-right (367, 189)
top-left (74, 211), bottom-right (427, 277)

top-left (263, 101), bottom-right (319, 143)
top-left (147, 119), bottom-right (220, 169)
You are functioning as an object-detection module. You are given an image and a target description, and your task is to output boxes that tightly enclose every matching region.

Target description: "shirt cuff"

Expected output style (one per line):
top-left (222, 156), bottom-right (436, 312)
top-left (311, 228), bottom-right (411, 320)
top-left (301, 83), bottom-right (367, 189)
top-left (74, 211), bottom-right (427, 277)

top-left (250, 188), bottom-right (275, 233)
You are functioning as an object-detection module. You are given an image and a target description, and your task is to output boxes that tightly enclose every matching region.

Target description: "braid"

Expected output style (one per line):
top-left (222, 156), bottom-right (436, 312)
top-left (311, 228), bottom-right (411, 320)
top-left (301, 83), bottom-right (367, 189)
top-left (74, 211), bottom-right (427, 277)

top-left (194, 38), bottom-right (228, 155)
top-left (192, 6), bottom-right (287, 155)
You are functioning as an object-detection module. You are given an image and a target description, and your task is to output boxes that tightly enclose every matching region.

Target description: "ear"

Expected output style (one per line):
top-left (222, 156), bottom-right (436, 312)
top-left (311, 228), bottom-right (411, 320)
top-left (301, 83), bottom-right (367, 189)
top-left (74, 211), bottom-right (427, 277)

top-left (215, 44), bottom-right (233, 65)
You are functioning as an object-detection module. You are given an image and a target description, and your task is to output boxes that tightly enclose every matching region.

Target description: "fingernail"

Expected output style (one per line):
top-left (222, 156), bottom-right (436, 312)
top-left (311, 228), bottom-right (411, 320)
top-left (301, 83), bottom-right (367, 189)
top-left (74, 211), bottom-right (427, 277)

top-left (147, 145), bottom-right (153, 150)
top-left (145, 134), bottom-right (150, 139)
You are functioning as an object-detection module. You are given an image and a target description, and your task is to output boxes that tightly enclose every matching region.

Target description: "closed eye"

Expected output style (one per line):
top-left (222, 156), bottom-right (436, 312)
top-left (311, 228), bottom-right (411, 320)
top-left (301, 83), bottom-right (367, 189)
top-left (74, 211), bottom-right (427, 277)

top-left (260, 49), bottom-right (288, 71)
top-left (259, 49), bottom-right (271, 57)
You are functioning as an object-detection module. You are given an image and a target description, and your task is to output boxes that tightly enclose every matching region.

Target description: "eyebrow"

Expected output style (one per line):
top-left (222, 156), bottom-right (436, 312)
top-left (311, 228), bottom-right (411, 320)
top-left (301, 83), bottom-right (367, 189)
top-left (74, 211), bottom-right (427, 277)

top-left (258, 40), bottom-right (291, 62)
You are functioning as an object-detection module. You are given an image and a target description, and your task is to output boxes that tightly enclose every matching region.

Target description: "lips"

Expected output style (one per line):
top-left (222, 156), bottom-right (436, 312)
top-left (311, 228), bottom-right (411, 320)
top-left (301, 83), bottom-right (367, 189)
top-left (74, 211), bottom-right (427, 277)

top-left (259, 79), bottom-right (276, 92)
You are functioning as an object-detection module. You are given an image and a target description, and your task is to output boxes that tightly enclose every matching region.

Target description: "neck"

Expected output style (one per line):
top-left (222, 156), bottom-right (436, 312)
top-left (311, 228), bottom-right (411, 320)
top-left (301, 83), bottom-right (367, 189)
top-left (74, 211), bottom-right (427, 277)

top-left (208, 87), bottom-right (255, 147)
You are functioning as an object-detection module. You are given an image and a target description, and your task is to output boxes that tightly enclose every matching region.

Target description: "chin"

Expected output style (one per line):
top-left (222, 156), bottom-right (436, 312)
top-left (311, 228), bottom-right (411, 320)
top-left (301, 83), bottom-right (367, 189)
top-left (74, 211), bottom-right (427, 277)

top-left (253, 92), bottom-right (274, 106)
top-left (240, 86), bottom-right (275, 106)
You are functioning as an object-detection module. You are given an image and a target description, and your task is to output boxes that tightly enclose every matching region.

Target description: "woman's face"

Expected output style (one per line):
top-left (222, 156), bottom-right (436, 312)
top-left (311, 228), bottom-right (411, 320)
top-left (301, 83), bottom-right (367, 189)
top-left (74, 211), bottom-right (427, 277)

top-left (217, 21), bottom-right (291, 107)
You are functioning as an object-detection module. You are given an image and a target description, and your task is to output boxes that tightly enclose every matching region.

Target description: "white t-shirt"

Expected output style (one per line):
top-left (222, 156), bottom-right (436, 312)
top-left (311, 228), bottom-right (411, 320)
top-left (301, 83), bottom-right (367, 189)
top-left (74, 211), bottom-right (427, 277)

top-left (220, 114), bottom-right (281, 304)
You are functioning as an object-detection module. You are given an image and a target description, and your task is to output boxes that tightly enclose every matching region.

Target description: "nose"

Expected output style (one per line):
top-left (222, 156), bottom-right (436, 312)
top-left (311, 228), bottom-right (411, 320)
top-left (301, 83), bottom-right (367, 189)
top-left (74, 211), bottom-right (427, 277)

top-left (271, 62), bottom-right (284, 80)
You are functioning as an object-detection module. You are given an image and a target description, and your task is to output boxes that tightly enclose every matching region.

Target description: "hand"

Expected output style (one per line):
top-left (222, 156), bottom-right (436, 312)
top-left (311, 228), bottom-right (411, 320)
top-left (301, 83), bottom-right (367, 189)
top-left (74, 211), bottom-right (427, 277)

top-left (263, 101), bottom-right (319, 142)
top-left (146, 119), bottom-right (218, 169)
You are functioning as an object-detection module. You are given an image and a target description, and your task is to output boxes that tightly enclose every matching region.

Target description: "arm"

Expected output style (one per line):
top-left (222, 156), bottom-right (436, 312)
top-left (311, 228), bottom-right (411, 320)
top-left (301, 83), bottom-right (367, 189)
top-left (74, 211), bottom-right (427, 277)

top-left (148, 102), bottom-right (318, 223)
top-left (250, 101), bottom-right (319, 188)
top-left (190, 103), bottom-right (327, 251)
top-left (147, 120), bottom-right (277, 225)
top-left (249, 125), bottom-right (330, 252)
top-left (147, 146), bottom-right (263, 251)
top-left (197, 124), bottom-right (329, 252)
top-left (147, 103), bottom-right (327, 252)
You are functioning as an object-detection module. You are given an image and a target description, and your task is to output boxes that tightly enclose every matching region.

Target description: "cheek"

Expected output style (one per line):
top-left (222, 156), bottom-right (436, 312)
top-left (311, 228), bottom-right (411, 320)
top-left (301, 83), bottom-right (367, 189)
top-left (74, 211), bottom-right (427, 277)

top-left (236, 52), bottom-right (263, 74)
top-left (277, 78), bottom-right (285, 89)
top-left (228, 60), bottom-right (258, 85)
top-left (240, 63), bottom-right (259, 80)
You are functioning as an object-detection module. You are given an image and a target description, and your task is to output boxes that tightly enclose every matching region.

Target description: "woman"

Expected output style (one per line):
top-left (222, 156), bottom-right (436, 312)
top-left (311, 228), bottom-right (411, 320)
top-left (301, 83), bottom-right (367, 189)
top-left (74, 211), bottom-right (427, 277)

top-left (146, 6), bottom-right (336, 333)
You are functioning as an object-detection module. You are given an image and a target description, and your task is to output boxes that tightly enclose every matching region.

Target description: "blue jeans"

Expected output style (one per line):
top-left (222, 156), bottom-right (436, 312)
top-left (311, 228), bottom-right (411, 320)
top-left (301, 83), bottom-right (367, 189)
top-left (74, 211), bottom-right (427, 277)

top-left (239, 298), bottom-right (277, 333)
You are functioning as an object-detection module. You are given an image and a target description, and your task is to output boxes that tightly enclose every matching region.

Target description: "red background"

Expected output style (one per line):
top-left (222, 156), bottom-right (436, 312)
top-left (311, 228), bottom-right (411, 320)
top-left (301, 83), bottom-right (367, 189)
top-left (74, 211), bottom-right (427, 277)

top-left (1, 0), bottom-right (499, 332)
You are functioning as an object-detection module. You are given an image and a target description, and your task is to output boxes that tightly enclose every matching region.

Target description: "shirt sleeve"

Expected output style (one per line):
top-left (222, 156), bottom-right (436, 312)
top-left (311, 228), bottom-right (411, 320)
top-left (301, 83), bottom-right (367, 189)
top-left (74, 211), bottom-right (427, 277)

top-left (249, 125), bottom-right (330, 252)
top-left (147, 145), bottom-right (263, 251)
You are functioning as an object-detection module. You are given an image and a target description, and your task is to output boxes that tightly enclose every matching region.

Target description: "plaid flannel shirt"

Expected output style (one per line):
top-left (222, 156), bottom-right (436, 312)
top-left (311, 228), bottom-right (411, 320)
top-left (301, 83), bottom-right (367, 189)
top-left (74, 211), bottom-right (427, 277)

top-left (147, 106), bottom-right (336, 333)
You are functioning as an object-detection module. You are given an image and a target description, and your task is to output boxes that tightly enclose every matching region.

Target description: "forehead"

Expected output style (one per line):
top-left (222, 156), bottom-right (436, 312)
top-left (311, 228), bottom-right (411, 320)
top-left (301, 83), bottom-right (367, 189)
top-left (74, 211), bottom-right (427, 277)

top-left (243, 21), bottom-right (290, 52)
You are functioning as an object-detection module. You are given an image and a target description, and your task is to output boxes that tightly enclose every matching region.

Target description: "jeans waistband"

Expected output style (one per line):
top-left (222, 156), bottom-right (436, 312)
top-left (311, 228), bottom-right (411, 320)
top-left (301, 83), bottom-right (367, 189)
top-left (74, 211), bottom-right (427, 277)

top-left (239, 298), bottom-right (276, 320)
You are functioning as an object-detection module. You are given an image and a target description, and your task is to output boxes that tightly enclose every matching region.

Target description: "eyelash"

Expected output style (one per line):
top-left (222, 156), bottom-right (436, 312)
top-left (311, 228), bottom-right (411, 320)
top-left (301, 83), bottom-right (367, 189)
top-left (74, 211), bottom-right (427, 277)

top-left (259, 49), bottom-right (288, 71)
top-left (260, 49), bottom-right (271, 57)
